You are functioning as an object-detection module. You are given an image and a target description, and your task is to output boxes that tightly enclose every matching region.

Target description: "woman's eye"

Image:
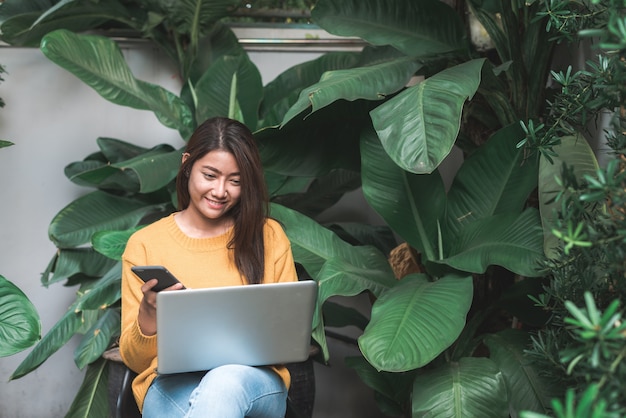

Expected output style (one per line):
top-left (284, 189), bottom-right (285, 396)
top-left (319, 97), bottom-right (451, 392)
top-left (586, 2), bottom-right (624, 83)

top-left (231, 179), bottom-right (241, 186)
top-left (203, 173), bottom-right (216, 179)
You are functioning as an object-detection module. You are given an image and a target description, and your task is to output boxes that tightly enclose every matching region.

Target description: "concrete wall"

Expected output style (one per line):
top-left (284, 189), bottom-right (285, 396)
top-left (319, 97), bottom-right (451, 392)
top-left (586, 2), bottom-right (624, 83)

top-left (0, 29), bottom-right (384, 418)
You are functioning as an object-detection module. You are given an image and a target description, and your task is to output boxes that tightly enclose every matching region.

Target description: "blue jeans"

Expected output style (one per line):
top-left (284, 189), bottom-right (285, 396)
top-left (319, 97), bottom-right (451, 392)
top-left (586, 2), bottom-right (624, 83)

top-left (142, 364), bottom-right (288, 418)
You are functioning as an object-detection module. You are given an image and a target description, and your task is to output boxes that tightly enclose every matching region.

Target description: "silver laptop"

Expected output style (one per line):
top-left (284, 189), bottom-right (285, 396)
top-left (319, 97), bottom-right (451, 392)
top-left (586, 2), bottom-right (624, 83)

top-left (155, 280), bottom-right (318, 374)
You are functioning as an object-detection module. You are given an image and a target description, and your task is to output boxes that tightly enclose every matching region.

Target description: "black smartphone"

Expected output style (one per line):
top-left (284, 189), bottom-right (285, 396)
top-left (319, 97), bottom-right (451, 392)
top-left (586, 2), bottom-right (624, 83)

top-left (131, 265), bottom-right (185, 292)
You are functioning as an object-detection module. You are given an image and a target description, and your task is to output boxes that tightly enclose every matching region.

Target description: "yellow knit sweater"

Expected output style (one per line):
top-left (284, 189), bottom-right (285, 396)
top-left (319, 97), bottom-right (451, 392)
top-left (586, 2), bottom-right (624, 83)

top-left (119, 213), bottom-right (297, 412)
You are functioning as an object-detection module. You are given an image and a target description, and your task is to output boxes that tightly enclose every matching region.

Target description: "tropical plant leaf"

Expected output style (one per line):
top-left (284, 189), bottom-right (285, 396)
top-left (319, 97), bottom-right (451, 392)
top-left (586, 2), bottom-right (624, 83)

top-left (0, 275), bottom-right (41, 357)
top-left (65, 357), bottom-right (110, 418)
top-left (439, 209), bottom-right (545, 277)
top-left (313, 255), bottom-right (396, 328)
top-left (74, 309), bottom-right (120, 369)
top-left (322, 300), bottom-right (369, 330)
top-left (484, 329), bottom-right (553, 415)
top-left (411, 357), bottom-right (508, 417)
top-left (0, 140), bottom-right (14, 148)
top-left (111, 146), bottom-right (183, 193)
top-left (92, 227), bottom-right (142, 261)
top-left (346, 356), bottom-right (417, 416)
top-left (40, 29), bottom-right (194, 139)
top-left (361, 128), bottom-right (445, 261)
top-left (11, 302), bottom-right (83, 379)
top-left (281, 57), bottom-right (421, 126)
top-left (312, 0), bottom-right (466, 57)
top-left (538, 134), bottom-right (598, 259)
top-left (371, 59), bottom-right (485, 174)
top-left (256, 99), bottom-right (374, 177)
top-left (194, 53), bottom-right (263, 129)
top-left (42, 248), bottom-right (118, 286)
top-left (444, 123), bottom-right (538, 241)
top-left (359, 274), bottom-right (473, 372)
top-left (261, 51), bottom-right (361, 121)
top-left (49, 190), bottom-right (170, 248)
top-left (271, 169), bottom-right (361, 218)
top-left (160, 0), bottom-right (240, 35)
top-left (0, 0), bottom-right (125, 47)
top-left (74, 263), bottom-right (122, 312)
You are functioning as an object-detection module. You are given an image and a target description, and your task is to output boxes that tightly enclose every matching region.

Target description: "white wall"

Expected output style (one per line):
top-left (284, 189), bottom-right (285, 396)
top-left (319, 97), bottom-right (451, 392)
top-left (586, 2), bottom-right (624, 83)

top-left (0, 33), bottom-right (384, 417)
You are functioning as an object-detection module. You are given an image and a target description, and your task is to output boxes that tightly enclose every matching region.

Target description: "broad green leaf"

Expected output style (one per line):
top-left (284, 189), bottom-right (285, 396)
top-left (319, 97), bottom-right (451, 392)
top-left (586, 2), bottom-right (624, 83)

top-left (11, 301), bottom-right (83, 379)
top-left (359, 274), bottom-right (473, 372)
top-left (111, 146), bottom-right (183, 193)
top-left (346, 356), bottom-right (416, 416)
top-left (42, 248), bottom-right (118, 286)
top-left (439, 209), bottom-right (545, 277)
top-left (269, 203), bottom-right (391, 278)
top-left (322, 301), bottom-right (369, 330)
top-left (0, 0), bottom-right (123, 47)
top-left (361, 128), bottom-right (445, 261)
top-left (444, 123), bottom-right (538, 241)
top-left (160, 0), bottom-right (240, 35)
top-left (412, 357), bottom-right (508, 417)
top-left (261, 51), bottom-right (360, 121)
top-left (0, 276), bottom-right (41, 357)
top-left (271, 169), bottom-right (361, 218)
top-left (281, 57), bottom-right (421, 126)
top-left (257, 99), bottom-right (373, 177)
top-left (194, 54), bottom-right (263, 129)
top-left (40, 29), bottom-right (194, 139)
top-left (65, 357), bottom-right (109, 418)
top-left (312, 0), bottom-right (466, 57)
top-left (49, 190), bottom-right (170, 248)
top-left (74, 263), bottom-right (122, 312)
top-left (92, 227), bottom-right (142, 261)
top-left (0, 140), bottom-right (14, 148)
top-left (484, 329), bottom-right (553, 415)
top-left (371, 59), bottom-right (485, 174)
top-left (313, 256), bottom-right (396, 328)
top-left (74, 309), bottom-right (120, 369)
top-left (538, 134), bottom-right (598, 258)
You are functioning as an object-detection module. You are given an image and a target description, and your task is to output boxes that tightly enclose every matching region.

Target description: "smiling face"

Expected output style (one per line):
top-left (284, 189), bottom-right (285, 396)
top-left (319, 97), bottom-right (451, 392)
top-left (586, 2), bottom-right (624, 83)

top-left (183, 149), bottom-right (242, 226)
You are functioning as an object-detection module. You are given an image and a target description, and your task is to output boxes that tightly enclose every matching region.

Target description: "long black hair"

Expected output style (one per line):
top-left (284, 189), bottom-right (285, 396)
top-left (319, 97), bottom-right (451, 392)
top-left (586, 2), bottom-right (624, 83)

top-left (176, 117), bottom-right (269, 284)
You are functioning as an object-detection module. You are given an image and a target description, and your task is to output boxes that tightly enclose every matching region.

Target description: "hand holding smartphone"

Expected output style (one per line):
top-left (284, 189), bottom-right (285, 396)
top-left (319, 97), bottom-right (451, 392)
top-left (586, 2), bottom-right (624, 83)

top-left (131, 266), bottom-right (185, 292)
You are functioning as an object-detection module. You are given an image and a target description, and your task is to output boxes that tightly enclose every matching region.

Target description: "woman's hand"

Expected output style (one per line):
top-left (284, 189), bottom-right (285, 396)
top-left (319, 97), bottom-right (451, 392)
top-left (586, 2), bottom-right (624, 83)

top-left (137, 279), bottom-right (185, 336)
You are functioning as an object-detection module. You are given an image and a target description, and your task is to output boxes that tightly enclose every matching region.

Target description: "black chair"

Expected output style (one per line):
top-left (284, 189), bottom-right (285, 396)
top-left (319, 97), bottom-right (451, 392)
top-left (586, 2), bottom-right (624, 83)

top-left (105, 347), bottom-right (317, 418)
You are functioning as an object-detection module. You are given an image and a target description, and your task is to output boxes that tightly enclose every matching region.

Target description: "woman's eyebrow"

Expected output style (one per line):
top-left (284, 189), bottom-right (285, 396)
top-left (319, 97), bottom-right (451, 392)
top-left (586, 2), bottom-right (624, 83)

top-left (201, 165), bottom-right (240, 176)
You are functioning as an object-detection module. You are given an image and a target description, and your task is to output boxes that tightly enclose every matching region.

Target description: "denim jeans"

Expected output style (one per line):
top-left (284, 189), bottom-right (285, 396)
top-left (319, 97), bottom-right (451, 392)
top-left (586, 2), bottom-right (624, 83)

top-left (142, 364), bottom-right (288, 418)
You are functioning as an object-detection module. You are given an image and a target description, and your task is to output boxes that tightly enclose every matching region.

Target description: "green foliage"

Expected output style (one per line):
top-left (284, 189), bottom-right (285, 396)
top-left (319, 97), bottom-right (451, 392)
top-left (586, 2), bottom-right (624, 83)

top-left (2, 0), bottom-right (624, 417)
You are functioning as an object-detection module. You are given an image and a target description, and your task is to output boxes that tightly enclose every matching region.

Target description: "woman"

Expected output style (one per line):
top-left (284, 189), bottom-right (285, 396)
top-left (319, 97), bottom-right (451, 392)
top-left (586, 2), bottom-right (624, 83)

top-left (119, 117), bottom-right (298, 417)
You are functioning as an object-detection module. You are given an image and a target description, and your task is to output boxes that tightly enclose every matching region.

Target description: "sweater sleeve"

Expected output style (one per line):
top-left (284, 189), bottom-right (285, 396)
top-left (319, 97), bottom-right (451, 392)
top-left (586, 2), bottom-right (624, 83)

top-left (119, 233), bottom-right (158, 374)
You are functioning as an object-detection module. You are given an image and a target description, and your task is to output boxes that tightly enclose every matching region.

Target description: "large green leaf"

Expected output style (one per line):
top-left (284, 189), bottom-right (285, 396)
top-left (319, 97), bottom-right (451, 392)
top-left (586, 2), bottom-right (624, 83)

top-left (49, 190), bottom-right (170, 248)
top-left (11, 301), bottom-right (83, 379)
top-left (346, 356), bottom-right (416, 417)
top-left (159, 0), bottom-right (240, 35)
top-left (74, 263), bottom-right (122, 312)
top-left (361, 128), bottom-right (445, 261)
top-left (194, 54), bottom-right (263, 129)
top-left (439, 209), bottom-right (545, 277)
top-left (371, 59), bottom-right (485, 174)
top-left (261, 51), bottom-right (361, 122)
top-left (538, 134), bottom-right (598, 259)
top-left (271, 169), bottom-right (361, 218)
top-left (42, 248), bottom-right (117, 286)
top-left (444, 123), bottom-right (538, 241)
top-left (74, 309), bottom-right (120, 369)
top-left (111, 146), bottom-right (183, 193)
top-left (92, 227), bottom-right (142, 261)
top-left (484, 329), bottom-right (553, 415)
top-left (412, 357), bottom-right (508, 417)
top-left (281, 57), bottom-right (422, 126)
top-left (65, 357), bottom-right (110, 418)
top-left (40, 29), bottom-right (194, 139)
top-left (257, 99), bottom-right (373, 177)
top-left (359, 274), bottom-right (473, 372)
top-left (0, 0), bottom-right (129, 47)
top-left (312, 0), bottom-right (466, 57)
top-left (0, 275), bottom-right (41, 357)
